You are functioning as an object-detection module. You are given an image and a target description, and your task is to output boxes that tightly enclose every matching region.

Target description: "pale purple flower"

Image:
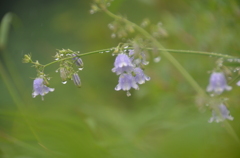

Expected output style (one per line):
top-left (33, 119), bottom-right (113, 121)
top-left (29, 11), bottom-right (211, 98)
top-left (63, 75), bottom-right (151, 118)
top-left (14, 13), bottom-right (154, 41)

top-left (115, 73), bottom-right (139, 91)
top-left (209, 103), bottom-right (233, 123)
top-left (32, 78), bottom-right (54, 100)
top-left (112, 54), bottom-right (134, 75)
top-left (133, 67), bottom-right (150, 84)
top-left (206, 72), bottom-right (232, 94)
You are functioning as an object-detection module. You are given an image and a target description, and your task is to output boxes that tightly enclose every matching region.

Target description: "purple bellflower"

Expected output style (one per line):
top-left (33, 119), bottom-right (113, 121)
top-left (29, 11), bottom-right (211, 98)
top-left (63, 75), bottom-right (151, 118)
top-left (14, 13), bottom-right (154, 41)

top-left (112, 53), bottom-right (134, 75)
top-left (206, 72), bottom-right (232, 94)
top-left (115, 73), bottom-right (139, 91)
top-left (32, 78), bottom-right (54, 100)
top-left (133, 67), bottom-right (150, 84)
top-left (112, 51), bottom-right (150, 96)
top-left (209, 103), bottom-right (233, 123)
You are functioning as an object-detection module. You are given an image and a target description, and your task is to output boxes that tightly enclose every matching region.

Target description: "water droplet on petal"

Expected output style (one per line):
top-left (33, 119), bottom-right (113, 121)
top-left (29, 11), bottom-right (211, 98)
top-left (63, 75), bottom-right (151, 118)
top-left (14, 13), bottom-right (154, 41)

top-left (154, 56), bottom-right (161, 63)
top-left (62, 81), bottom-right (67, 84)
top-left (126, 91), bottom-right (131, 97)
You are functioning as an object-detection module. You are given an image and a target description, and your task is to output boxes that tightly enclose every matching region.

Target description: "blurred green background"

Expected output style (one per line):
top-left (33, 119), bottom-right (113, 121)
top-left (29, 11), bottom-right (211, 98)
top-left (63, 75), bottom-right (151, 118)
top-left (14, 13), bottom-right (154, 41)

top-left (0, 0), bottom-right (240, 157)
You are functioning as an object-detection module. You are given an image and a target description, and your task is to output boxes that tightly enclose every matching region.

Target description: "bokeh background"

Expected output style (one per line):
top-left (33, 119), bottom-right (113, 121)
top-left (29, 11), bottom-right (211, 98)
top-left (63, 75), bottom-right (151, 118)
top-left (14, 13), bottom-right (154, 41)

top-left (0, 0), bottom-right (240, 157)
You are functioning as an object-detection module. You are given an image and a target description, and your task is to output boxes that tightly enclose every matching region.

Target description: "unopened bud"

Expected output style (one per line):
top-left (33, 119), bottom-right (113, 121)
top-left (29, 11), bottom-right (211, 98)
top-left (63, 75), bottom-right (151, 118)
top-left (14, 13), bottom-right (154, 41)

top-left (22, 54), bottom-right (32, 63)
top-left (72, 73), bottom-right (81, 87)
top-left (72, 54), bottom-right (84, 67)
top-left (60, 67), bottom-right (68, 81)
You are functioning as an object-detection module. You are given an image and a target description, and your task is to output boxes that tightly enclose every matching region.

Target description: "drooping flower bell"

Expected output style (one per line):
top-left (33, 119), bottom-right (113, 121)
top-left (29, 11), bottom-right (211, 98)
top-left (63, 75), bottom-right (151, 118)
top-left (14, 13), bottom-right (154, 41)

top-left (32, 78), bottom-right (54, 100)
top-left (206, 72), bottom-right (232, 94)
top-left (115, 73), bottom-right (139, 91)
top-left (112, 53), bottom-right (134, 75)
top-left (209, 103), bottom-right (233, 123)
top-left (133, 67), bottom-right (150, 84)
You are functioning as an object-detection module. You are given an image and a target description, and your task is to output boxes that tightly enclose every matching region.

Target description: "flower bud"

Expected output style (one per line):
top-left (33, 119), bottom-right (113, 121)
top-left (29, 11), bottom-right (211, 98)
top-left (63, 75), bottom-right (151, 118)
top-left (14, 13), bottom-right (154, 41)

top-left (72, 54), bottom-right (84, 67)
top-left (60, 67), bottom-right (68, 81)
top-left (22, 54), bottom-right (32, 63)
top-left (72, 73), bottom-right (81, 87)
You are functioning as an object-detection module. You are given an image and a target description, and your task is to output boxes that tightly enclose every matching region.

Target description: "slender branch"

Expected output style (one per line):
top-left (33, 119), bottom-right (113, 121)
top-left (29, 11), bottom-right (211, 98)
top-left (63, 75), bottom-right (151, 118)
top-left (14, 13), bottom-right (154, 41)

top-left (41, 47), bottom-right (238, 69)
top-left (42, 48), bottom-right (113, 68)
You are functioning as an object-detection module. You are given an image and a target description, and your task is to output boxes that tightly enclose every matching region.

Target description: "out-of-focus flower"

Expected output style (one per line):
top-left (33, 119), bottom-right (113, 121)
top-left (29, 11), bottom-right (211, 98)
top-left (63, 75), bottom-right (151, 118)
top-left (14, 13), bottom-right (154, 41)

top-left (237, 80), bottom-right (240, 86)
top-left (72, 73), bottom-right (81, 87)
top-left (209, 103), bottom-right (233, 123)
top-left (32, 78), bottom-right (54, 100)
top-left (206, 72), bottom-right (232, 94)
top-left (112, 53), bottom-right (134, 75)
top-left (115, 73), bottom-right (139, 91)
top-left (133, 67), bottom-right (150, 84)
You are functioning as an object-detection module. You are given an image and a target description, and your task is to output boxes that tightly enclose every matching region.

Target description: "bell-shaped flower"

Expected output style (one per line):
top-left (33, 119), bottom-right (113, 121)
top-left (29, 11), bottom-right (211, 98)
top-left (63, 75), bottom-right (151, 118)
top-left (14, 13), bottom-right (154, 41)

top-left (206, 72), bottom-right (232, 94)
top-left (112, 54), bottom-right (134, 75)
top-left (209, 103), bottom-right (233, 123)
top-left (133, 67), bottom-right (150, 84)
top-left (32, 78), bottom-right (54, 100)
top-left (115, 73), bottom-right (139, 91)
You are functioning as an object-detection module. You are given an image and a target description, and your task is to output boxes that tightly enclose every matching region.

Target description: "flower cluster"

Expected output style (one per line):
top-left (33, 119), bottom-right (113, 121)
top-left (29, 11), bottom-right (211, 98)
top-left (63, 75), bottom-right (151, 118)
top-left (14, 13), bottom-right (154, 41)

top-left (206, 71), bottom-right (233, 123)
top-left (112, 50), bottom-right (150, 96)
top-left (55, 49), bottom-right (83, 87)
top-left (28, 49), bottom-right (84, 100)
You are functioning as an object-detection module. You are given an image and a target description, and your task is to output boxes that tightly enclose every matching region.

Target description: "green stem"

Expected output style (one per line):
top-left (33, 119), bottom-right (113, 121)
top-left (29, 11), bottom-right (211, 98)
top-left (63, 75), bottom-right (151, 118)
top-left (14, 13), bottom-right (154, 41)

top-left (42, 47), bottom-right (238, 69)
top-left (145, 48), bottom-right (237, 59)
top-left (43, 48), bottom-right (113, 68)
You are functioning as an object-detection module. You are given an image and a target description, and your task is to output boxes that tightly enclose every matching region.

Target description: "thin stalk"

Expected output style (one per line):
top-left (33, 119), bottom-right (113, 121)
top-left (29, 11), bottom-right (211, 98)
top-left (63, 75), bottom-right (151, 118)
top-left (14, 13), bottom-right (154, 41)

top-left (43, 48), bottom-right (113, 68)
top-left (42, 47), bottom-right (238, 68)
